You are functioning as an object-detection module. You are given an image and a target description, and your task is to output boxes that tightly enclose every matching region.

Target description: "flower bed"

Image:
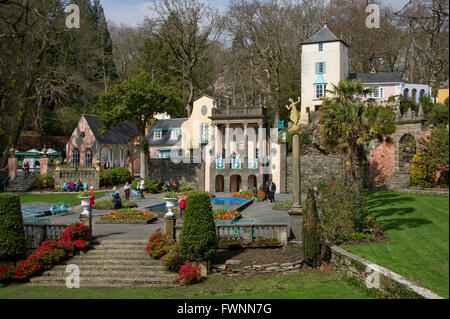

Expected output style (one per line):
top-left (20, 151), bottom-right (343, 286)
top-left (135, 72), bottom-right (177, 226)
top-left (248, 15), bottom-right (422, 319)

top-left (213, 209), bottom-right (240, 220)
top-left (232, 192), bottom-right (264, 200)
top-left (96, 208), bottom-right (157, 224)
top-left (0, 222), bottom-right (91, 283)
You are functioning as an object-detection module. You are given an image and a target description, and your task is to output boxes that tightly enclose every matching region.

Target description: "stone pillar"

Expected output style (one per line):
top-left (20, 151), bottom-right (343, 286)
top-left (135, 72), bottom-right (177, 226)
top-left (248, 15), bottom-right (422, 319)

top-left (225, 123), bottom-right (230, 167)
top-left (8, 150), bottom-right (17, 181)
top-left (40, 157), bottom-right (49, 175)
top-left (288, 132), bottom-right (303, 241)
top-left (79, 215), bottom-right (93, 238)
top-left (164, 215), bottom-right (177, 241)
top-left (258, 124), bottom-right (263, 166)
top-left (243, 122), bottom-right (248, 169)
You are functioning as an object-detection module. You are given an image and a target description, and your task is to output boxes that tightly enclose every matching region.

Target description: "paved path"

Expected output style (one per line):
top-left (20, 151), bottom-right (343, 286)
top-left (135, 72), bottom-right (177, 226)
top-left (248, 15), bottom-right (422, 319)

top-left (31, 192), bottom-right (302, 241)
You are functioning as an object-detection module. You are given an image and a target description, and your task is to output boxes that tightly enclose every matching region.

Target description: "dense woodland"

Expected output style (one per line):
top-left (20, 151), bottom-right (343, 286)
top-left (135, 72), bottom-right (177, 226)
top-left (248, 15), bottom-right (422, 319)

top-left (0, 0), bottom-right (449, 166)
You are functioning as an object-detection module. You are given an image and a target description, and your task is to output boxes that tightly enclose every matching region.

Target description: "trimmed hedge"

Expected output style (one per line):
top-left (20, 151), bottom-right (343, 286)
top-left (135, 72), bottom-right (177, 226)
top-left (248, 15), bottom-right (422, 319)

top-left (131, 178), bottom-right (158, 193)
top-left (0, 194), bottom-right (26, 262)
top-left (302, 189), bottom-right (324, 268)
top-left (179, 191), bottom-right (218, 261)
top-left (100, 167), bottom-right (131, 187)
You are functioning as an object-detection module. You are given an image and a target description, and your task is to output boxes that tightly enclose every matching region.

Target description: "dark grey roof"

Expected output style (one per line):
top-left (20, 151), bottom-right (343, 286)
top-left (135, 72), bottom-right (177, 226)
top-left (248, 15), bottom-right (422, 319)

top-left (348, 72), bottom-right (402, 83)
top-left (146, 118), bottom-right (187, 146)
top-left (83, 114), bottom-right (139, 145)
top-left (302, 25), bottom-right (348, 46)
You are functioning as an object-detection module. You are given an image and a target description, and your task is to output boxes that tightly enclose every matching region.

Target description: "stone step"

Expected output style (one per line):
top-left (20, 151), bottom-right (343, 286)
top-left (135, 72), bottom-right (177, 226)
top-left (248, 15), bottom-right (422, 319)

top-left (50, 264), bottom-right (166, 272)
top-left (91, 240), bottom-right (147, 246)
top-left (38, 270), bottom-right (175, 278)
top-left (77, 250), bottom-right (149, 258)
top-left (61, 258), bottom-right (162, 266)
top-left (27, 277), bottom-right (178, 287)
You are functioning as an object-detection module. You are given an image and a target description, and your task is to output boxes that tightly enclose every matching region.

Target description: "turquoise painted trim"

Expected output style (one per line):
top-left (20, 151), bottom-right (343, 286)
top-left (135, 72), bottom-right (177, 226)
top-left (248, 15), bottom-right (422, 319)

top-left (314, 74), bottom-right (327, 85)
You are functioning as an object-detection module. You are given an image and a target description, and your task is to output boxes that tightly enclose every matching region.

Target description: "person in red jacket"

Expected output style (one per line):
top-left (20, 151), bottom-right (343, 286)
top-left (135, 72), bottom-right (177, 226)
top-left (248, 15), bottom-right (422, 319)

top-left (179, 198), bottom-right (186, 218)
top-left (88, 187), bottom-right (95, 215)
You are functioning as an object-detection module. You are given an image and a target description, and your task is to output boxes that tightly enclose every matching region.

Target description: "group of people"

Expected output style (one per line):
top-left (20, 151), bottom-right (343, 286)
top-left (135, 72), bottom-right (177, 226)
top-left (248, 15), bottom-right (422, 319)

top-left (164, 180), bottom-right (178, 192)
top-left (112, 178), bottom-right (146, 210)
top-left (63, 180), bottom-right (85, 192)
top-left (262, 180), bottom-right (277, 203)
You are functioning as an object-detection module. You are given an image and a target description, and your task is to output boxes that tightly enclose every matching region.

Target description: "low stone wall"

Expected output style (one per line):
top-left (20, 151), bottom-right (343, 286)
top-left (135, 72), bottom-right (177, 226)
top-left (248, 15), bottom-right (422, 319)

top-left (211, 260), bottom-right (304, 276)
top-left (329, 244), bottom-right (444, 299)
top-left (53, 167), bottom-right (100, 190)
top-left (148, 158), bottom-right (204, 190)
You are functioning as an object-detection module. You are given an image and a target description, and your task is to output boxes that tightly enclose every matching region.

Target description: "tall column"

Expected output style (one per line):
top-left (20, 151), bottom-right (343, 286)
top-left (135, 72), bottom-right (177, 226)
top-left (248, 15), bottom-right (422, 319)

top-left (258, 124), bottom-right (263, 166)
top-left (225, 123), bottom-right (230, 166)
top-left (288, 132), bottom-right (303, 241)
top-left (243, 122), bottom-right (248, 168)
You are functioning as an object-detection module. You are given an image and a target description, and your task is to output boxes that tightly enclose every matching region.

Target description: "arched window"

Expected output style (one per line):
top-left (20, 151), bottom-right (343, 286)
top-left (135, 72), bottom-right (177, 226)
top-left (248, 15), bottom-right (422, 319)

top-left (72, 148), bottom-right (80, 166)
top-left (403, 88), bottom-right (409, 99)
top-left (419, 89), bottom-right (426, 100)
top-left (85, 148), bottom-right (92, 165)
top-left (101, 147), bottom-right (109, 165)
top-left (112, 148), bottom-right (121, 167)
top-left (412, 89), bottom-right (417, 103)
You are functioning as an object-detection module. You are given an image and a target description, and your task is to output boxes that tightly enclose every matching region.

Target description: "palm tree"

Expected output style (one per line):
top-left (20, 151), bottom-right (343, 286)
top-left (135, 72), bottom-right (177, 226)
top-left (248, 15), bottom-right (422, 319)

top-left (319, 80), bottom-right (396, 187)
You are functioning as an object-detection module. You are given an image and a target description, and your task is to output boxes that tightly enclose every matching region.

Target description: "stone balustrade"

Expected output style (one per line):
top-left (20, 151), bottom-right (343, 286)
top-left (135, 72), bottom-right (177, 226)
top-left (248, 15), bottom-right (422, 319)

top-left (23, 223), bottom-right (68, 248)
top-left (174, 223), bottom-right (289, 248)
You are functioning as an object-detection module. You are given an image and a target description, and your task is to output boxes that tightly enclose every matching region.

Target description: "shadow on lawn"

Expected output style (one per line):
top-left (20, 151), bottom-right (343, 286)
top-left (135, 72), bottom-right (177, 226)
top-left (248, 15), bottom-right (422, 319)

top-left (365, 191), bottom-right (432, 231)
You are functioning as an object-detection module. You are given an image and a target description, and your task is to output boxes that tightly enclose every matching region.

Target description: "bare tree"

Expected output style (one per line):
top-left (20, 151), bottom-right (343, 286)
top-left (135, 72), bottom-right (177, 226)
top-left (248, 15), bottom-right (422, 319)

top-left (150, 0), bottom-right (223, 116)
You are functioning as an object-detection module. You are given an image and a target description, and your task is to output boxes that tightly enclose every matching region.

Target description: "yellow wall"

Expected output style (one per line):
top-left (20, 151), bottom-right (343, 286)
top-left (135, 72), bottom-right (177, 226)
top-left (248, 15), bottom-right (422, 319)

top-left (437, 89), bottom-right (449, 104)
top-left (180, 95), bottom-right (216, 155)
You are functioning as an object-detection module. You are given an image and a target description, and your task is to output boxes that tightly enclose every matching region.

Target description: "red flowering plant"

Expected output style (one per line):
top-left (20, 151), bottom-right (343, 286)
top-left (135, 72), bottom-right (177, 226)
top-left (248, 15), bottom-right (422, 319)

top-left (0, 222), bottom-right (92, 282)
top-left (99, 208), bottom-right (155, 221)
top-left (213, 209), bottom-right (239, 220)
top-left (174, 262), bottom-right (202, 285)
top-left (0, 265), bottom-right (16, 283)
top-left (146, 228), bottom-right (171, 259)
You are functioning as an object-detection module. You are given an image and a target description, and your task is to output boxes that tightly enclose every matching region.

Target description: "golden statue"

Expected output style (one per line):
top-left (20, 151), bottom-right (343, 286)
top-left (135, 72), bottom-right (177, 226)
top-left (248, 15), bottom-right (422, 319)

top-left (286, 97), bottom-right (301, 132)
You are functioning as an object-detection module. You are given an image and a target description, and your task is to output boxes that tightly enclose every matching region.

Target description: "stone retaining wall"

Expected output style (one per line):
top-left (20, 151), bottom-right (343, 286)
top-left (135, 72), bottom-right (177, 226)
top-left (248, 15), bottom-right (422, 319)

top-left (148, 158), bottom-right (204, 190)
top-left (329, 244), bottom-right (444, 299)
top-left (211, 260), bottom-right (304, 276)
top-left (286, 154), bottom-right (342, 193)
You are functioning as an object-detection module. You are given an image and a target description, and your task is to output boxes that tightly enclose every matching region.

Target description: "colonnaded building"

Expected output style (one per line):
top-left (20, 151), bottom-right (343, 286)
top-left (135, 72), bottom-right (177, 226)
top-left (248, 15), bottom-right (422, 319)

top-left (65, 26), bottom-right (434, 193)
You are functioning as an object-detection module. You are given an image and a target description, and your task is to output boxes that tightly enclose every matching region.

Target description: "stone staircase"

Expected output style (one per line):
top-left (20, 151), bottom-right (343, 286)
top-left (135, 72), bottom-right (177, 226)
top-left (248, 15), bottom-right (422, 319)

top-left (5, 175), bottom-right (32, 193)
top-left (27, 240), bottom-right (178, 287)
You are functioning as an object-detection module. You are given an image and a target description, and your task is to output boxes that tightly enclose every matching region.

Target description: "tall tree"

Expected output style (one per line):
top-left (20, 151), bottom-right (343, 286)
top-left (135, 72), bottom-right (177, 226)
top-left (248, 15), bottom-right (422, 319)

top-left (94, 72), bottom-right (183, 178)
top-left (319, 80), bottom-right (396, 187)
top-left (150, 0), bottom-right (223, 116)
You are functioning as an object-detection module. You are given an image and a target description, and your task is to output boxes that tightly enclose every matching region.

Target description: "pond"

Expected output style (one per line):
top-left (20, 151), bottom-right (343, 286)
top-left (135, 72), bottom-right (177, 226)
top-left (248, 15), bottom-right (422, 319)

top-left (145, 197), bottom-right (250, 213)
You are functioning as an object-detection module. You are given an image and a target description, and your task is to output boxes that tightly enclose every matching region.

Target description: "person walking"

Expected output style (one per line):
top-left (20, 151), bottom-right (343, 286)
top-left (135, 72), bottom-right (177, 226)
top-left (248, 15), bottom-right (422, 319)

top-left (263, 181), bottom-right (269, 202)
top-left (112, 186), bottom-right (122, 210)
top-left (124, 182), bottom-right (130, 200)
top-left (269, 180), bottom-right (276, 203)
top-left (88, 187), bottom-right (95, 215)
top-left (138, 178), bottom-right (145, 199)
top-left (22, 161), bottom-right (29, 178)
top-left (179, 198), bottom-right (186, 218)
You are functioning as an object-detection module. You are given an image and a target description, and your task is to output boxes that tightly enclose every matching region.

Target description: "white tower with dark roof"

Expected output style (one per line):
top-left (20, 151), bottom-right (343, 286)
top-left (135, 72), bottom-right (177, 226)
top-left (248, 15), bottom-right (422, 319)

top-left (300, 25), bottom-right (349, 124)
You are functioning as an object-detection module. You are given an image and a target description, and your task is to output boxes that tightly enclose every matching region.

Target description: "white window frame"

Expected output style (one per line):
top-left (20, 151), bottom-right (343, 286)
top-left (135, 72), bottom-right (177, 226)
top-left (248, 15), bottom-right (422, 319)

top-left (170, 129), bottom-right (179, 140)
top-left (154, 130), bottom-right (162, 140)
top-left (317, 62), bottom-right (324, 74)
top-left (72, 148), bottom-right (80, 166)
top-left (85, 148), bottom-right (92, 165)
top-left (314, 84), bottom-right (326, 99)
top-left (370, 86), bottom-right (384, 99)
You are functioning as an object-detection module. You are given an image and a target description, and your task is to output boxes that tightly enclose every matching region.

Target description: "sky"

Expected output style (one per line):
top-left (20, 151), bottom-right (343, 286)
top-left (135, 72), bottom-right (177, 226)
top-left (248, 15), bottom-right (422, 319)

top-left (101, 0), bottom-right (411, 27)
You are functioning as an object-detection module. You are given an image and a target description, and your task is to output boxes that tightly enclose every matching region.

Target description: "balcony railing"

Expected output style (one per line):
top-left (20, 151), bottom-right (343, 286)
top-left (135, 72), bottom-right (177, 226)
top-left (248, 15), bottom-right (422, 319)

top-left (248, 158), bottom-right (258, 169)
top-left (216, 158), bottom-right (225, 169)
top-left (231, 158), bottom-right (242, 169)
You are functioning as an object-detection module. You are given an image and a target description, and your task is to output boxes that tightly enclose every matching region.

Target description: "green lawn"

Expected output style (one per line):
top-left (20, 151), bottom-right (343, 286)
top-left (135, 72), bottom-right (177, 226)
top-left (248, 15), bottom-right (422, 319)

top-left (19, 192), bottom-right (108, 206)
top-left (0, 272), bottom-right (374, 299)
top-left (344, 191), bottom-right (449, 298)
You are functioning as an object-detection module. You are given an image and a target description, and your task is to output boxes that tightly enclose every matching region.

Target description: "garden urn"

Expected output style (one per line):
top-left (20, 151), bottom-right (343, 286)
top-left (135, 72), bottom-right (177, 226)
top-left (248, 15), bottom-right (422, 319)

top-left (165, 198), bottom-right (177, 217)
top-left (79, 196), bottom-right (91, 216)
